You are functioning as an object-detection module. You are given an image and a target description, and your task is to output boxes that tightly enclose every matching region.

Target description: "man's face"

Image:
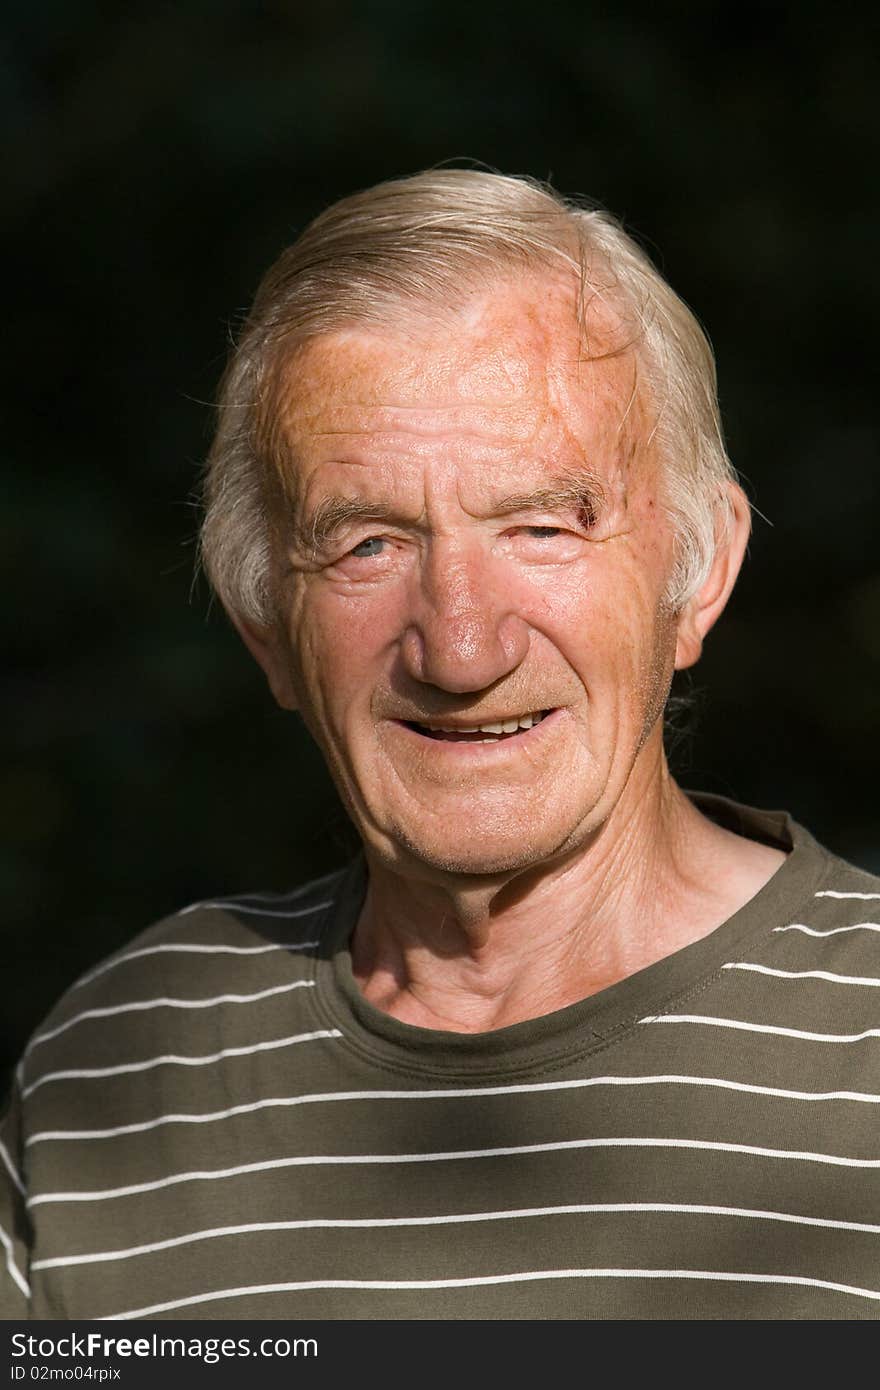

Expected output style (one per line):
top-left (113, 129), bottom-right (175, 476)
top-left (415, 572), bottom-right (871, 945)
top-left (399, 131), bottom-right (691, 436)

top-left (263, 277), bottom-right (681, 878)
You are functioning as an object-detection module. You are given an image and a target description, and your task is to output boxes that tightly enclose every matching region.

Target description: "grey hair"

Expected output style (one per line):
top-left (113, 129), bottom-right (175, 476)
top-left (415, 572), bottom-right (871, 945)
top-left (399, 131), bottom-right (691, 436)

top-left (200, 169), bottom-right (740, 625)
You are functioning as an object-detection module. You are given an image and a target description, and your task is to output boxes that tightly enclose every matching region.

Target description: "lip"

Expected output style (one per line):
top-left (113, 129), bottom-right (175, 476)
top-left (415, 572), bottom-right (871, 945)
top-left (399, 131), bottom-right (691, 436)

top-left (388, 706), bottom-right (564, 755)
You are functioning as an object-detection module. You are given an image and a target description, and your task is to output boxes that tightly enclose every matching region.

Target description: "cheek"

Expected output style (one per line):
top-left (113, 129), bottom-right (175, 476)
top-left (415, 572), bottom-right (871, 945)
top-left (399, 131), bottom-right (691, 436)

top-left (515, 556), bottom-right (650, 652)
top-left (532, 555), bottom-right (675, 714)
top-left (292, 586), bottom-right (406, 705)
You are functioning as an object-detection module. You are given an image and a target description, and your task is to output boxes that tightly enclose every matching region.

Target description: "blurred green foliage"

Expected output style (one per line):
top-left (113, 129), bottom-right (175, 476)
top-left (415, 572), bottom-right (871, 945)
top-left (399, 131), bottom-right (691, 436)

top-left (3, 0), bottom-right (879, 1070)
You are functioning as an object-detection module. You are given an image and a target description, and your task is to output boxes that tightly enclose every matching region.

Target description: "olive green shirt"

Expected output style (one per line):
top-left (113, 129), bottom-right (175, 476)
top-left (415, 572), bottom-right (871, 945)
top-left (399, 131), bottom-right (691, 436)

top-left (2, 798), bottom-right (879, 1320)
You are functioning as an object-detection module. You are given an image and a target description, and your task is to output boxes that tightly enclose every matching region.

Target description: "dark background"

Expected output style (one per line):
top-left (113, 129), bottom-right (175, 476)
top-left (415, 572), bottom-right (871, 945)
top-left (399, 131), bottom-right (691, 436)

top-left (3, 2), bottom-right (879, 1075)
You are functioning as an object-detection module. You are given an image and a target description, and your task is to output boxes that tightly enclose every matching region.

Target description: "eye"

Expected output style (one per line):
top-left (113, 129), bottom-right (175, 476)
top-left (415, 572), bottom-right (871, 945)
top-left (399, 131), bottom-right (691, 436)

top-left (523, 526), bottom-right (563, 539)
top-left (506, 522), bottom-right (585, 564)
top-left (350, 536), bottom-right (387, 558)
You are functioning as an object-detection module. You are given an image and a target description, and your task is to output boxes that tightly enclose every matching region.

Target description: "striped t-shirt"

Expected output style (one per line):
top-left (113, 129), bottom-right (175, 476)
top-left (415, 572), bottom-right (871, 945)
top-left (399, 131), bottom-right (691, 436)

top-left (2, 797), bottom-right (880, 1320)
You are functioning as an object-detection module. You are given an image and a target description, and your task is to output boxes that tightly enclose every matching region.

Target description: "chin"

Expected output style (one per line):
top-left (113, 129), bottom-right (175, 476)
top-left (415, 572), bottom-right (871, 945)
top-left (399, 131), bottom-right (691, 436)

top-left (387, 820), bottom-right (578, 880)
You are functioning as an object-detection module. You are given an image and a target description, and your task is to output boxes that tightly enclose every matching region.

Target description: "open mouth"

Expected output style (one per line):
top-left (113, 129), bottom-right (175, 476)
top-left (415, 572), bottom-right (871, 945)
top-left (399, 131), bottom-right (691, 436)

top-left (402, 709), bottom-right (552, 743)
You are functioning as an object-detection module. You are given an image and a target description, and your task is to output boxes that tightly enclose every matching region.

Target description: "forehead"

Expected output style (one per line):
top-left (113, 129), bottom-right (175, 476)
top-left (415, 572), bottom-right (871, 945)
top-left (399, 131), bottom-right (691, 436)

top-left (273, 276), bottom-right (644, 499)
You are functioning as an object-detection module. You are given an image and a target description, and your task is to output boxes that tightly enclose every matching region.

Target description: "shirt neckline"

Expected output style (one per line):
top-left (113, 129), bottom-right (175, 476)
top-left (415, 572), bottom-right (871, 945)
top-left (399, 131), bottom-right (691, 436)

top-left (312, 796), bottom-right (833, 1081)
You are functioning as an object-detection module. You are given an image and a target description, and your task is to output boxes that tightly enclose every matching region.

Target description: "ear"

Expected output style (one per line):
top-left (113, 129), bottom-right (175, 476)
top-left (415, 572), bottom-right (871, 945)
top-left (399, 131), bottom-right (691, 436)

top-left (227, 610), bottom-right (299, 711)
top-left (674, 482), bottom-right (751, 671)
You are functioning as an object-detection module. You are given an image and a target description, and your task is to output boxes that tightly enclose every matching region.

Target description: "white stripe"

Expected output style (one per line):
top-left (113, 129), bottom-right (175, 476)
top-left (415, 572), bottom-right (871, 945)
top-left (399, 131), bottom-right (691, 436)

top-left (21, 1030), bottom-right (343, 1099)
top-left (723, 962), bottom-right (880, 987)
top-left (27, 980), bottom-right (315, 1050)
top-left (816, 890), bottom-right (880, 900)
top-left (28, 1134), bottom-right (880, 1208)
top-left (0, 1139), bottom-right (25, 1197)
top-left (105, 1266), bottom-right (880, 1320)
top-left (27, 1070), bottom-right (880, 1146)
top-left (33, 1201), bottom-right (880, 1271)
top-left (773, 922), bottom-right (880, 937)
top-left (642, 1014), bottom-right (880, 1044)
top-left (0, 1221), bottom-right (29, 1300)
top-left (179, 872), bottom-right (341, 914)
top-left (178, 900), bottom-right (332, 920)
top-left (74, 940), bottom-right (321, 989)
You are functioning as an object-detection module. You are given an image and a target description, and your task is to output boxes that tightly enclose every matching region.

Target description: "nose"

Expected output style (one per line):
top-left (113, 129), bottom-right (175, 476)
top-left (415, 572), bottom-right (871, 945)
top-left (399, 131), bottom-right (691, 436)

top-left (400, 543), bottom-right (530, 693)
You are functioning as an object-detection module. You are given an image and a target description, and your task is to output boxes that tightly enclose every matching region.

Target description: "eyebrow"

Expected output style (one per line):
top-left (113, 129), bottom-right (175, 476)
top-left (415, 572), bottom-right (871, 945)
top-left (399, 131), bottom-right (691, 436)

top-left (294, 473), bottom-right (606, 555)
top-left (294, 497), bottom-right (398, 555)
top-left (491, 478), bottom-right (605, 529)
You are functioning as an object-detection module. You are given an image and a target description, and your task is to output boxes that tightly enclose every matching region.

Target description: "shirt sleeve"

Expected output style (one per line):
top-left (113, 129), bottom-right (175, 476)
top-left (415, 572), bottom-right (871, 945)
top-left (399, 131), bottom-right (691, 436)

top-left (0, 1074), bottom-right (32, 1318)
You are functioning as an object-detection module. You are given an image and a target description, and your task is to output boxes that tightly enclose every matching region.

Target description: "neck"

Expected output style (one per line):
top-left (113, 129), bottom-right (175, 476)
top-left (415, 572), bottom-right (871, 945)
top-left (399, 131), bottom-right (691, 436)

top-left (350, 751), bottom-right (786, 1033)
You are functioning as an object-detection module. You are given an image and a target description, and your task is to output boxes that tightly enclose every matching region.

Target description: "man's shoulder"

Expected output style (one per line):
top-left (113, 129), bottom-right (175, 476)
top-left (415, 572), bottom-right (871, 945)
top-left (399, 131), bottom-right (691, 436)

top-left (78, 865), bottom-right (345, 996)
top-left (769, 832), bottom-right (880, 972)
top-left (18, 867), bottom-right (348, 1098)
top-left (118, 866), bottom-right (347, 960)
top-left (808, 845), bottom-right (880, 918)
top-left (816, 854), bottom-right (880, 894)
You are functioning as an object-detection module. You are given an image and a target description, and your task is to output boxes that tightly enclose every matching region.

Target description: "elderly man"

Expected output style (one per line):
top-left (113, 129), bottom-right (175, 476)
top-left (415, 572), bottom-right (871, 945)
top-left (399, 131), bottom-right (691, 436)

top-left (3, 171), bottom-right (879, 1322)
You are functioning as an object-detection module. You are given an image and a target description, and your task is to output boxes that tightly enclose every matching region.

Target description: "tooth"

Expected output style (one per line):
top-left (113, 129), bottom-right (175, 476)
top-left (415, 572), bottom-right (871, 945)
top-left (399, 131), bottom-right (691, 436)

top-left (419, 713), bottom-right (549, 736)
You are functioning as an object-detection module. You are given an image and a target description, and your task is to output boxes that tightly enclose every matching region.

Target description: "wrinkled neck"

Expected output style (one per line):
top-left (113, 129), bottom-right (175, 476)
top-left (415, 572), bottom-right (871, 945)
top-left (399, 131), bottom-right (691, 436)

top-left (350, 746), bottom-right (785, 1033)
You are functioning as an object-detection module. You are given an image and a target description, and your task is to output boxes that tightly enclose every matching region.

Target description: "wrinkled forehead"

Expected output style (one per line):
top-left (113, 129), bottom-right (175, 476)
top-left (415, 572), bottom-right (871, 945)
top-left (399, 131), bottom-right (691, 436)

top-left (263, 273), bottom-right (648, 501)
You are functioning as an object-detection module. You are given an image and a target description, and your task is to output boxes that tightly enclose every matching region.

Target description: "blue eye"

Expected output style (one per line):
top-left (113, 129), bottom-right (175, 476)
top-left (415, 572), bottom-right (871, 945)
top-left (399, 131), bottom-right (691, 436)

top-left (351, 536), bottom-right (386, 558)
top-left (524, 526), bottom-right (562, 539)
